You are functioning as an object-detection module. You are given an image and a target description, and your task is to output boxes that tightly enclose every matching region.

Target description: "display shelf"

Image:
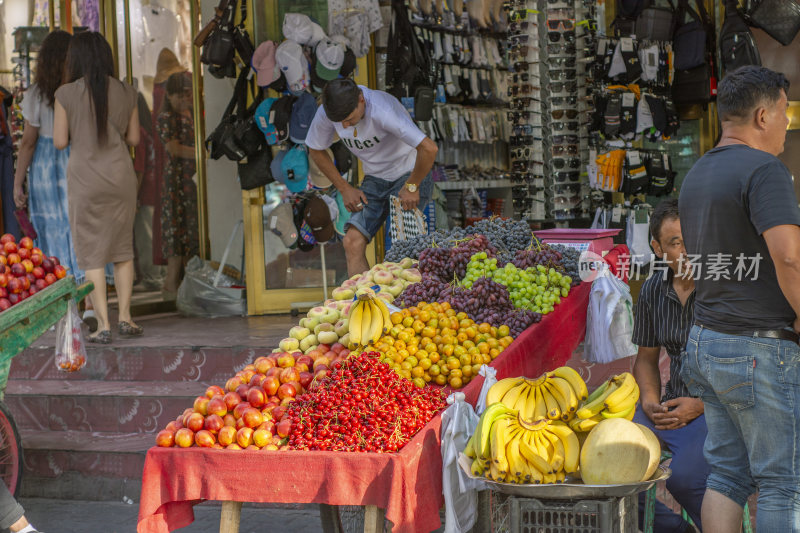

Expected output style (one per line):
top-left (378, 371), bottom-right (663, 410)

top-left (434, 178), bottom-right (515, 190)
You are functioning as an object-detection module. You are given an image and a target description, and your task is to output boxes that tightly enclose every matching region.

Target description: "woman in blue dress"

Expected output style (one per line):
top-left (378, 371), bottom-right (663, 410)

top-left (12, 30), bottom-right (83, 283)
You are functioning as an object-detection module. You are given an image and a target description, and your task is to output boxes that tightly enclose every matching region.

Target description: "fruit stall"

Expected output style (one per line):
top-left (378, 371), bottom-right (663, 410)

top-left (136, 222), bottom-right (630, 533)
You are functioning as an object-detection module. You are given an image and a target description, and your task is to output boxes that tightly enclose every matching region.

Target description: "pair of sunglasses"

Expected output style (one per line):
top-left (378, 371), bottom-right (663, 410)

top-left (552, 144), bottom-right (578, 155)
top-left (554, 171), bottom-right (581, 182)
top-left (548, 30), bottom-right (575, 43)
top-left (553, 157), bottom-right (581, 169)
top-left (552, 121), bottom-right (580, 131)
top-left (551, 69), bottom-right (577, 80)
top-left (551, 109), bottom-right (579, 119)
top-left (546, 18), bottom-right (575, 30)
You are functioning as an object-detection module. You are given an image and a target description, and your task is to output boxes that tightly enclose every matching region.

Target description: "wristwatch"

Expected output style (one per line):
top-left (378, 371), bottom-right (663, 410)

top-left (405, 183), bottom-right (418, 193)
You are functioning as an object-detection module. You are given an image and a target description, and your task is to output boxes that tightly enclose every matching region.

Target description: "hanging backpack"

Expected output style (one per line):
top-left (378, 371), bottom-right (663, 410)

top-left (635, 0), bottom-right (676, 41)
top-left (612, 0), bottom-right (650, 36)
top-left (720, 0), bottom-right (761, 73)
top-left (672, 0), bottom-right (717, 106)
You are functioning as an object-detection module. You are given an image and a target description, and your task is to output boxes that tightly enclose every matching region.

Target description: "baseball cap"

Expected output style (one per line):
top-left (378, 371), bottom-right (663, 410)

top-left (330, 35), bottom-right (357, 77)
top-left (304, 195), bottom-right (335, 243)
top-left (308, 147), bottom-right (334, 189)
top-left (283, 13), bottom-right (326, 47)
top-left (333, 190), bottom-right (350, 236)
top-left (267, 202), bottom-right (298, 248)
top-left (276, 40), bottom-right (310, 95)
top-left (281, 144), bottom-right (309, 193)
top-left (251, 41), bottom-right (279, 87)
top-left (330, 140), bottom-right (352, 174)
top-left (315, 40), bottom-right (345, 81)
top-left (270, 149), bottom-right (288, 183)
top-left (254, 97), bottom-right (279, 144)
top-left (271, 94), bottom-right (297, 143)
top-left (289, 92), bottom-right (318, 144)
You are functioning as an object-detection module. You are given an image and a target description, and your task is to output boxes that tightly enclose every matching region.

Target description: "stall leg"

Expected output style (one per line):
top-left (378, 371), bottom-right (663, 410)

top-left (319, 504), bottom-right (343, 533)
top-left (363, 505), bottom-right (385, 533)
top-left (219, 501), bottom-right (243, 533)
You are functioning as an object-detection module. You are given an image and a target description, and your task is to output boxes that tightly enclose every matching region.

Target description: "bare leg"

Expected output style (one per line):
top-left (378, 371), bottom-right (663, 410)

top-left (343, 228), bottom-right (370, 277)
top-left (702, 489), bottom-right (743, 533)
top-left (163, 256), bottom-right (182, 293)
top-left (84, 268), bottom-right (109, 334)
top-left (9, 516), bottom-right (29, 532)
top-left (113, 259), bottom-right (138, 327)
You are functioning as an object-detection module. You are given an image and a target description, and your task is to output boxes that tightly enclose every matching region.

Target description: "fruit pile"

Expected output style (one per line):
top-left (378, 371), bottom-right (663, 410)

top-left (347, 288), bottom-right (392, 347)
top-left (333, 258), bottom-right (420, 304)
top-left (283, 351), bottom-right (448, 452)
top-left (462, 252), bottom-right (572, 315)
top-left (463, 368), bottom-right (659, 486)
top-left (375, 301), bottom-right (515, 389)
top-left (0, 233), bottom-right (68, 311)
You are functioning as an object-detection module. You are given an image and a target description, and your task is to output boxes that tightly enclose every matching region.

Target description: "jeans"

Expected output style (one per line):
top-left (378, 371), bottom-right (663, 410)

top-left (635, 409), bottom-right (710, 533)
top-left (345, 172), bottom-right (433, 239)
top-left (681, 324), bottom-right (800, 532)
top-left (0, 481), bottom-right (24, 529)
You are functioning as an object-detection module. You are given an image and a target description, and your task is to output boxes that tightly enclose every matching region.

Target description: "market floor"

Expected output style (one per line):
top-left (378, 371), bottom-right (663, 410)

top-left (16, 499), bottom-right (448, 533)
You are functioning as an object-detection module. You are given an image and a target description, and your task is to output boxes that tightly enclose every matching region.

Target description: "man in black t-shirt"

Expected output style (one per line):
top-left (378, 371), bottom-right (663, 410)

top-left (679, 66), bottom-right (800, 533)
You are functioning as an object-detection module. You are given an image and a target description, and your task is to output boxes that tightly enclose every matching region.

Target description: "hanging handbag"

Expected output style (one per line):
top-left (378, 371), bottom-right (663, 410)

top-left (200, 0), bottom-right (237, 68)
top-left (232, 0), bottom-right (254, 65)
top-left (206, 68), bottom-right (249, 161)
top-left (238, 145), bottom-right (274, 190)
top-left (746, 0), bottom-right (800, 45)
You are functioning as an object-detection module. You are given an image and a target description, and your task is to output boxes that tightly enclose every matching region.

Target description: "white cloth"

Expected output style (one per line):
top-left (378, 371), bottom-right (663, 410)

top-left (305, 86), bottom-right (425, 181)
top-left (21, 84), bottom-right (54, 138)
top-left (328, 0), bottom-right (383, 57)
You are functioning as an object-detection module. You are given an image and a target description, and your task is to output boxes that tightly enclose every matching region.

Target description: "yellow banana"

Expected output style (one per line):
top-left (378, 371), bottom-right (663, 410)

top-left (604, 373), bottom-right (637, 411)
top-left (602, 403), bottom-right (636, 419)
top-left (542, 471), bottom-right (557, 484)
top-left (534, 431), bottom-right (555, 473)
top-left (359, 301), bottom-right (371, 346)
top-left (544, 380), bottom-right (569, 418)
top-left (585, 379), bottom-right (610, 403)
top-left (501, 381), bottom-right (529, 409)
top-left (348, 301), bottom-right (364, 347)
top-left (606, 383), bottom-right (640, 413)
top-left (486, 378), bottom-right (523, 406)
top-left (541, 429), bottom-right (565, 473)
top-left (625, 407), bottom-right (635, 421)
top-left (533, 385), bottom-right (548, 421)
top-left (505, 433), bottom-right (526, 480)
top-left (373, 297), bottom-right (391, 334)
top-left (470, 458), bottom-right (484, 476)
top-left (519, 434), bottom-right (553, 475)
top-left (576, 381), bottom-right (619, 419)
top-left (512, 384), bottom-right (532, 414)
top-left (572, 415), bottom-right (602, 432)
top-left (491, 418), bottom-right (512, 473)
top-left (476, 403), bottom-right (514, 460)
top-left (551, 366), bottom-right (588, 401)
top-left (540, 382), bottom-right (562, 420)
top-left (556, 470), bottom-right (566, 483)
top-left (547, 422), bottom-right (580, 473)
top-left (521, 383), bottom-right (537, 421)
top-left (464, 431), bottom-right (477, 458)
top-left (489, 461), bottom-right (502, 481)
top-left (365, 300), bottom-right (383, 344)
top-left (522, 455), bottom-right (544, 484)
top-left (549, 376), bottom-right (578, 413)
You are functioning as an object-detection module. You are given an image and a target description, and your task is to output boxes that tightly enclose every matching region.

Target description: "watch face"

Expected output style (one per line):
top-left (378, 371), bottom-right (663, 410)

top-left (406, 184), bottom-right (417, 192)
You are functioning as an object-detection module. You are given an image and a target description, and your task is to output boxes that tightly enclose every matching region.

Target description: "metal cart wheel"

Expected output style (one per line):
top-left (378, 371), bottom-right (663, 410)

top-left (0, 402), bottom-right (23, 496)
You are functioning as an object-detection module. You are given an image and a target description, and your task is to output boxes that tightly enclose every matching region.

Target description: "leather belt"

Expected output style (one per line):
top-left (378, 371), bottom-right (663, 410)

top-left (697, 323), bottom-right (800, 345)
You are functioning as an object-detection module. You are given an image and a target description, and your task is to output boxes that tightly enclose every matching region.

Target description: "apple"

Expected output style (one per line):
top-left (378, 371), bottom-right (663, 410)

top-left (236, 427), bottom-right (254, 448)
top-left (272, 405), bottom-right (287, 421)
top-left (42, 258), bottom-right (54, 273)
top-left (192, 396), bottom-right (210, 416)
top-left (44, 273), bottom-right (56, 285)
top-left (246, 387), bottom-right (266, 408)
top-left (30, 253), bottom-right (42, 267)
top-left (279, 366), bottom-right (300, 384)
top-left (50, 256), bottom-right (60, 266)
top-left (7, 278), bottom-right (21, 295)
top-left (195, 429), bottom-right (215, 448)
top-left (155, 430), bottom-right (175, 447)
top-left (34, 279), bottom-right (46, 291)
top-left (6, 254), bottom-right (20, 265)
top-left (3, 242), bottom-right (16, 254)
top-left (0, 234), bottom-right (14, 245)
top-left (0, 298), bottom-right (10, 311)
top-left (298, 371), bottom-right (314, 389)
top-left (277, 382), bottom-right (297, 400)
top-left (186, 412), bottom-right (205, 432)
top-left (223, 413), bottom-right (237, 427)
top-left (235, 384), bottom-right (250, 399)
top-left (299, 334), bottom-right (318, 353)
top-left (204, 414), bottom-right (224, 434)
top-left (206, 385), bottom-right (225, 399)
top-left (276, 418), bottom-right (292, 438)
top-left (226, 443), bottom-right (242, 450)
top-left (332, 286), bottom-right (355, 300)
top-left (10, 263), bottom-right (25, 277)
top-left (252, 428), bottom-right (271, 447)
top-left (276, 352), bottom-right (295, 368)
top-left (242, 408), bottom-right (263, 429)
top-left (233, 401), bottom-right (251, 420)
top-left (223, 392), bottom-right (241, 411)
top-left (225, 376), bottom-right (242, 392)
top-left (174, 428), bottom-right (195, 448)
top-left (18, 248), bottom-right (32, 261)
top-left (54, 265), bottom-right (66, 279)
top-left (278, 337), bottom-right (300, 352)
top-left (218, 425), bottom-right (237, 446)
top-left (262, 375), bottom-right (280, 396)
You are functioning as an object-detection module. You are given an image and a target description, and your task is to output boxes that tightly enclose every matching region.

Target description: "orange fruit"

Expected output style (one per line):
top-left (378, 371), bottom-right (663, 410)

top-left (500, 336), bottom-right (514, 347)
top-left (478, 322), bottom-right (492, 334)
top-left (471, 353), bottom-right (483, 365)
top-left (394, 338), bottom-right (408, 350)
top-left (462, 365), bottom-right (473, 378)
top-left (412, 377), bottom-right (426, 388)
top-left (407, 344), bottom-right (418, 356)
top-left (419, 358), bottom-right (432, 370)
top-left (449, 368), bottom-right (463, 379)
top-left (456, 332), bottom-right (469, 343)
top-left (429, 352), bottom-right (441, 364)
top-left (423, 373), bottom-right (432, 382)
top-left (428, 364), bottom-right (441, 376)
top-left (421, 326), bottom-right (436, 338)
top-left (390, 312), bottom-right (403, 325)
top-left (447, 357), bottom-right (461, 370)
top-left (402, 316), bottom-right (414, 328)
top-left (478, 342), bottom-right (490, 355)
top-left (406, 355), bottom-right (419, 368)
top-left (419, 310), bottom-right (430, 322)
top-left (411, 367), bottom-right (425, 378)
top-left (449, 376), bottom-right (463, 389)
top-left (498, 325), bottom-right (511, 338)
top-left (459, 354), bottom-right (471, 367)
top-left (412, 320), bottom-right (425, 333)
top-left (401, 308), bottom-right (411, 318)
top-left (463, 340), bottom-right (476, 350)
top-left (435, 374), bottom-right (447, 386)
top-left (409, 307), bottom-right (420, 316)
top-left (489, 348), bottom-right (501, 359)
top-left (441, 301), bottom-right (451, 311)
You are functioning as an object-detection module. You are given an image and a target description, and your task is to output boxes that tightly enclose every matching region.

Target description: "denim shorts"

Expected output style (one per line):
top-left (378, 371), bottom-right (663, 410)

top-left (681, 324), bottom-right (800, 529)
top-left (345, 172), bottom-right (433, 239)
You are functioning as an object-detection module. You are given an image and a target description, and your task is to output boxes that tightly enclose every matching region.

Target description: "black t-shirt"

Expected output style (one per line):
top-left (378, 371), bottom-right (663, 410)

top-left (679, 144), bottom-right (800, 331)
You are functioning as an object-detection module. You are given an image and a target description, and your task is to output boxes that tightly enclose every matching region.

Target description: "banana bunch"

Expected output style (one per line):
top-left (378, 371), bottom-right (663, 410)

top-left (464, 404), bottom-right (581, 484)
top-left (347, 288), bottom-right (391, 349)
top-left (570, 372), bottom-right (639, 432)
top-left (485, 366), bottom-right (589, 424)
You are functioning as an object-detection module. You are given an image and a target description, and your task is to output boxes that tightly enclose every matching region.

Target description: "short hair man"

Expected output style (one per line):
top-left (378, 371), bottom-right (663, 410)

top-left (305, 79), bottom-right (438, 276)
top-left (679, 65), bottom-right (800, 532)
top-left (632, 199), bottom-right (708, 533)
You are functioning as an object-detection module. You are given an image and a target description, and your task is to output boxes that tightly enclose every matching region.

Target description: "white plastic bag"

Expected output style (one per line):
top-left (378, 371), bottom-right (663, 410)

top-left (441, 392), bottom-right (485, 533)
top-left (55, 300), bottom-right (87, 372)
top-left (176, 256), bottom-right (246, 318)
top-left (626, 209), bottom-right (652, 268)
top-left (584, 263), bottom-right (638, 364)
top-left (475, 364), bottom-right (497, 416)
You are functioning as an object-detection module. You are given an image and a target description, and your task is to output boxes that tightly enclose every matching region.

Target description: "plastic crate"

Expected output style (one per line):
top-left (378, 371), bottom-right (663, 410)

top-left (488, 492), bottom-right (638, 533)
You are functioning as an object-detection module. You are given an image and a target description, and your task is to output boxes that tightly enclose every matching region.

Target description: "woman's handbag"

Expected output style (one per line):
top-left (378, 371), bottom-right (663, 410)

top-left (746, 0), bottom-right (800, 45)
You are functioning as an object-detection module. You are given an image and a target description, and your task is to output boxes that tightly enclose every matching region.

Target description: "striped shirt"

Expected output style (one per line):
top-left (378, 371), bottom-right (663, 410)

top-left (632, 265), bottom-right (694, 401)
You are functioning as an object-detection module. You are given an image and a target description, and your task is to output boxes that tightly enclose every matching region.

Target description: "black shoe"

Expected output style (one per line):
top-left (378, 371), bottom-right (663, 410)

top-left (87, 330), bottom-right (112, 344)
top-left (118, 321), bottom-right (144, 337)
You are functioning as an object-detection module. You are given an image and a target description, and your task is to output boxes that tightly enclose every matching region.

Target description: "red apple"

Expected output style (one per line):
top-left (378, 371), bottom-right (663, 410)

top-left (242, 408), bottom-right (263, 429)
top-left (0, 298), bottom-right (9, 311)
top-left (18, 248), bottom-right (30, 261)
top-left (0, 234), bottom-right (14, 245)
top-left (42, 258), bottom-right (54, 273)
top-left (186, 412), bottom-right (205, 433)
top-left (204, 414), bottom-right (224, 434)
top-left (277, 352), bottom-right (296, 368)
top-left (223, 413), bottom-right (237, 427)
top-left (20, 277), bottom-right (30, 291)
top-left (217, 425), bottom-right (237, 446)
top-left (205, 385), bottom-right (224, 399)
top-left (193, 396), bottom-right (210, 416)
top-left (29, 266), bottom-right (44, 280)
top-left (272, 405), bottom-right (287, 421)
top-left (225, 376), bottom-right (242, 392)
top-left (279, 367), bottom-right (300, 384)
top-left (232, 401), bottom-right (251, 420)
top-left (246, 387), bottom-right (266, 408)
top-left (44, 273), bottom-right (56, 285)
top-left (10, 263), bottom-right (25, 277)
top-left (7, 278), bottom-right (21, 294)
top-left (174, 428), bottom-right (195, 448)
top-left (276, 418), bottom-right (292, 438)
top-left (252, 428), bottom-right (271, 447)
top-left (6, 253), bottom-right (19, 265)
top-left (30, 253), bottom-right (42, 267)
top-left (19, 237), bottom-right (33, 250)
top-left (50, 256), bottom-right (60, 266)
top-left (34, 279), bottom-right (46, 291)
top-left (254, 357), bottom-right (275, 374)
top-left (236, 427), bottom-right (254, 448)
top-left (235, 384), bottom-right (250, 399)
top-left (207, 396), bottom-right (227, 417)
top-left (3, 242), bottom-right (17, 254)
top-left (262, 375), bottom-right (280, 397)
top-left (277, 382), bottom-right (297, 400)
top-left (223, 392), bottom-right (241, 412)
top-left (195, 429), bottom-right (215, 448)
top-left (54, 265), bottom-right (66, 279)
top-left (298, 371), bottom-right (314, 389)
top-left (155, 429), bottom-right (175, 447)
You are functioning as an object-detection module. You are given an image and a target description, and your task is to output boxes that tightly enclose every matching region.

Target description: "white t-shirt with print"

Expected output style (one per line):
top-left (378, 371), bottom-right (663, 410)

top-left (305, 86), bottom-right (426, 182)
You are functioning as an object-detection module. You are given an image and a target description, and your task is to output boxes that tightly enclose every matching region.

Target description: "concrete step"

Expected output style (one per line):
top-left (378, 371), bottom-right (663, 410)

top-left (5, 380), bottom-right (206, 433)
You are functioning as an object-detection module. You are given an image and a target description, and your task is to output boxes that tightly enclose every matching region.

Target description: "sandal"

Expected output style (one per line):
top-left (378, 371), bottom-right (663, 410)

top-left (118, 321), bottom-right (144, 337)
top-left (87, 330), bottom-right (112, 344)
top-left (82, 310), bottom-right (98, 333)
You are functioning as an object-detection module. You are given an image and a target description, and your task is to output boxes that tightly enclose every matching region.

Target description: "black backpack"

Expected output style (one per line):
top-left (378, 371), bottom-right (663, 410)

top-left (612, 0), bottom-right (650, 35)
top-left (719, 0), bottom-right (761, 74)
top-left (671, 0), bottom-right (717, 106)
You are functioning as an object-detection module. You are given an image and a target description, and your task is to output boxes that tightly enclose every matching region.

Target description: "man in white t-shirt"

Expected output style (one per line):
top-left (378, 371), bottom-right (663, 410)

top-left (306, 79), bottom-right (438, 276)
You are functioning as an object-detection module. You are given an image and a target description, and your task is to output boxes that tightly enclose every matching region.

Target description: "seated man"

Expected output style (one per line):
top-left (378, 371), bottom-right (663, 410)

top-left (632, 199), bottom-right (709, 533)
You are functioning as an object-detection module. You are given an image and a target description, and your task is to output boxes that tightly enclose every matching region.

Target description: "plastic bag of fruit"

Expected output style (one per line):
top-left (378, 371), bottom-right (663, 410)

top-left (55, 300), bottom-right (87, 372)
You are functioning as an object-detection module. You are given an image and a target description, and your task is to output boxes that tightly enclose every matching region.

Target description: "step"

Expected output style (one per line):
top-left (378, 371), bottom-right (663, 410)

top-left (5, 380), bottom-right (206, 433)
top-left (19, 430), bottom-right (150, 501)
